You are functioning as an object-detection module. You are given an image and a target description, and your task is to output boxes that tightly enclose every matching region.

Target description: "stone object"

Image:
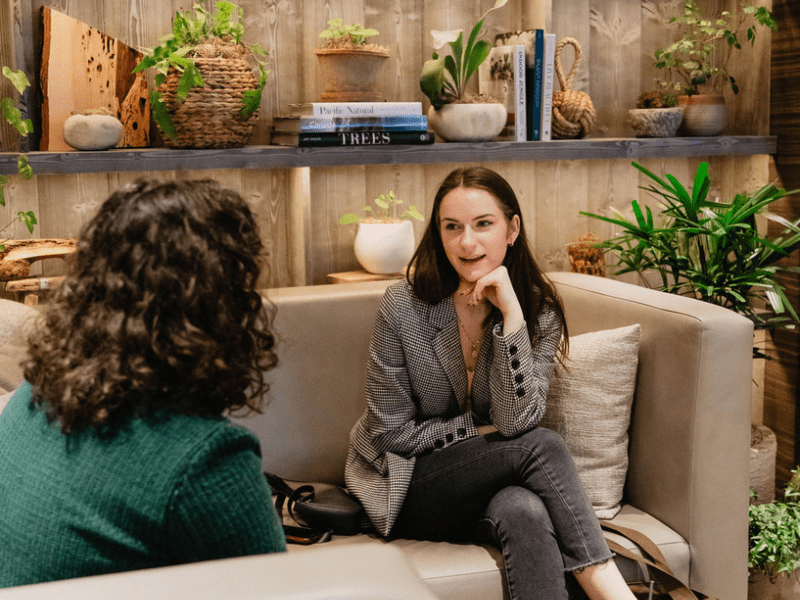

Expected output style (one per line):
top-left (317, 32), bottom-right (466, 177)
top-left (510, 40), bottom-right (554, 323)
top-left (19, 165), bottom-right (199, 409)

top-left (63, 113), bottom-right (124, 150)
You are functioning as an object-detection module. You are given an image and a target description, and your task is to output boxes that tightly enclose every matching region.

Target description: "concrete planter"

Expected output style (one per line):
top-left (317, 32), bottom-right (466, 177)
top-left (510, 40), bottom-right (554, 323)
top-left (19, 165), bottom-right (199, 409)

top-left (314, 47), bottom-right (390, 102)
top-left (748, 569), bottom-right (800, 600)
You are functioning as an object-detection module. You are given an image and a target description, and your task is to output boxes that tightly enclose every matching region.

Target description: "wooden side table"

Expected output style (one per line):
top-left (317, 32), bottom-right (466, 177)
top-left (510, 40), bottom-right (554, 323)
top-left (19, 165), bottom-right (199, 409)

top-left (326, 270), bottom-right (406, 284)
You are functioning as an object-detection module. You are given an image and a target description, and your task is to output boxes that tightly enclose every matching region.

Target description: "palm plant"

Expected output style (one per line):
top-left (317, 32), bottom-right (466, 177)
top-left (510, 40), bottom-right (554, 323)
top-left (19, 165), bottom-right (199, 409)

top-left (582, 161), bottom-right (800, 357)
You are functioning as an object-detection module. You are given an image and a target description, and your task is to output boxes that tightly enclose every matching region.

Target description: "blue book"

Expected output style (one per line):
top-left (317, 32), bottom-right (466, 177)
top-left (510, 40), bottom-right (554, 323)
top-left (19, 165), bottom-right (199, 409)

top-left (273, 115), bottom-right (428, 133)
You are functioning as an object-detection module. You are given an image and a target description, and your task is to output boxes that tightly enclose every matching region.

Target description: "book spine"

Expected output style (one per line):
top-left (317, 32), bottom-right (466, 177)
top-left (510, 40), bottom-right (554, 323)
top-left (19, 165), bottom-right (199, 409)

top-left (513, 45), bottom-right (526, 142)
top-left (311, 102), bottom-right (423, 117)
top-left (540, 34), bottom-right (556, 141)
top-left (530, 29), bottom-right (544, 141)
top-left (299, 115), bottom-right (428, 132)
top-left (297, 131), bottom-right (435, 147)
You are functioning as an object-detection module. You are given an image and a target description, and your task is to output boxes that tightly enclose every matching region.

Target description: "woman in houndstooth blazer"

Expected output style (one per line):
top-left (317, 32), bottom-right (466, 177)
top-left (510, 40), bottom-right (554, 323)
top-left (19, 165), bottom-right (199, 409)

top-left (345, 167), bottom-right (635, 600)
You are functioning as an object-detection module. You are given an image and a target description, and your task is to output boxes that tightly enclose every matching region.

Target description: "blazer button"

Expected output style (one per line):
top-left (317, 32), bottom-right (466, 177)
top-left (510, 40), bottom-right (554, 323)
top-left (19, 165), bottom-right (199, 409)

top-left (511, 359), bottom-right (520, 369)
top-left (516, 387), bottom-right (525, 397)
top-left (446, 433), bottom-right (454, 443)
top-left (434, 439), bottom-right (445, 449)
top-left (509, 345), bottom-right (518, 356)
top-left (457, 428), bottom-right (467, 437)
top-left (515, 373), bottom-right (524, 384)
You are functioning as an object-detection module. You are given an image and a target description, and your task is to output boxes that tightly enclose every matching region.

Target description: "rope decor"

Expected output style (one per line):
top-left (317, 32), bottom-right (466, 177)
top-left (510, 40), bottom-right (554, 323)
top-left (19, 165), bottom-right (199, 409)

top-left (551, 38), bottom-right (596, 139)
top-left (157, 56), bottom-right (259, 149)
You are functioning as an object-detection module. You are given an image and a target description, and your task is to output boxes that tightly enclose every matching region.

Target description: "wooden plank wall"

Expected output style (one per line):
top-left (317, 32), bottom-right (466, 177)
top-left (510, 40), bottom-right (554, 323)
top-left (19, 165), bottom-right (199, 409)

top-left (0, 0), bottom-right (774, 290)
top-left (767, 0), bottom-right (799, 488)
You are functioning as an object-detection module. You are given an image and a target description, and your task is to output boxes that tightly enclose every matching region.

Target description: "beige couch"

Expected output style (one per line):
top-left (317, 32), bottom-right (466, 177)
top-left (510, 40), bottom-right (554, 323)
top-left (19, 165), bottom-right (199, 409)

top-left (0, 272), bottom-right (753, 599)
top-left (230, 272), bottom-right (753, 600)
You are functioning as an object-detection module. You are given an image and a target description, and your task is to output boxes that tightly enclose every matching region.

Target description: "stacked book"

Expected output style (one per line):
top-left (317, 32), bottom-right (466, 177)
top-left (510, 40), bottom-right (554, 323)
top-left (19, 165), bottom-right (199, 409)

top-left (270, 102), bottom-right (434, 147)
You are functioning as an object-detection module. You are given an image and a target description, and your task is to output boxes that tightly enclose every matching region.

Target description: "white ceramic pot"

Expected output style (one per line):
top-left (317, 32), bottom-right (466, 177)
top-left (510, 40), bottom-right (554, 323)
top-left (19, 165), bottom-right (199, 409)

top-left (354, 220), bottom-right (415, 274)
top-left (678, 94), bottom-right (726, 137)
top-left (63, 113), bottom-right (124, 150)
top-left (428, 103), bottom-right (507, 142)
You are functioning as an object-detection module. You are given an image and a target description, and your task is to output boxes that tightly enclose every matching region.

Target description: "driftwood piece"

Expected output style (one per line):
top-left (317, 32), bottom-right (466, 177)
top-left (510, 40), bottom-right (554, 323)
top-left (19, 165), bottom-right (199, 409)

top-left (0, 238), bottom-right (76, 281)
top-left (40, 7), bottom-right (150, 151)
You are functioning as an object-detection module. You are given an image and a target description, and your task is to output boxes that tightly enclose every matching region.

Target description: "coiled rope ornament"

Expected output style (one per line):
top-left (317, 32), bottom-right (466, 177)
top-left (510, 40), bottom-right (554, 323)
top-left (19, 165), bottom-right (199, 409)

top-left (551, 37), bottom-right (596, 139)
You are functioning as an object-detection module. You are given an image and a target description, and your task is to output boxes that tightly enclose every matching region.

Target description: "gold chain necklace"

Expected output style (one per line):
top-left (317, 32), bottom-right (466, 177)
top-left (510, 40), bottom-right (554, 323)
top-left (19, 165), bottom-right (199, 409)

top-left (458, 315), bottom-right (484, 359)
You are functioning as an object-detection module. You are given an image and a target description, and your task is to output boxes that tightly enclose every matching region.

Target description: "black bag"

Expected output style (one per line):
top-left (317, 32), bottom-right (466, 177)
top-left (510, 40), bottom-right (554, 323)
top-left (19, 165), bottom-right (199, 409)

top-left (264, 472), bottom-right (366, 540)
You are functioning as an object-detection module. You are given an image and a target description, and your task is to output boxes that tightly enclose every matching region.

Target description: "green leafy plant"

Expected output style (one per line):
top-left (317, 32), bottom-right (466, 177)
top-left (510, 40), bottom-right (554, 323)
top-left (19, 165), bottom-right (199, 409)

top-left (1, 66), bottom-right (37, 251)
top-left (339, 191), bottom-right (425, 225)
top-left (319, 19), bottom-right (380, 47)
top-left (132, 1), bottom-right (268, 141)
top-left (653, 0), bottom-right (776, 96)
top-left (420, 0), bottom-right (508, 110)
top-left (749, 468), bottom-right (800, 579)
top-left (581, 161), bottom-right (800, 357)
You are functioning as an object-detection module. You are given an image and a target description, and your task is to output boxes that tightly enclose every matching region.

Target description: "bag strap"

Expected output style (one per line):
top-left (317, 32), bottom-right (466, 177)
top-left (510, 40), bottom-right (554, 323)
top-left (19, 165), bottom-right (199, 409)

top-left (264, 472), bottom-right (332, 543)
top-left (599, 521), bottom-right (719, 600)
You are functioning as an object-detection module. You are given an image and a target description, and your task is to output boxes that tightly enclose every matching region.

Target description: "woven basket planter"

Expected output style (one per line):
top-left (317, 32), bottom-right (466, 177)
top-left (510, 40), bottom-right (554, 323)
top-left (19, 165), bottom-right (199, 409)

top-left (157, 56), bottom-right (259, 149)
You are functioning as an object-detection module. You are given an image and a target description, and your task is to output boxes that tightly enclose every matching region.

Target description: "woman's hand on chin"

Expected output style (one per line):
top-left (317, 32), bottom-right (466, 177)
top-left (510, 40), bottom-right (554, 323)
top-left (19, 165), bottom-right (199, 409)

top-left (467, 267), bottom-right (524, 335)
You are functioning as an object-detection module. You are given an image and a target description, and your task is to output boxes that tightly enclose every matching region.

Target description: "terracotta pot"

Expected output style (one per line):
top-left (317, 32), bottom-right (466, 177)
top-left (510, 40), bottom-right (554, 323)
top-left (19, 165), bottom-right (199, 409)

top-left (678, 94), bottom-right (726, 137)
top-left (427, 103), bottom-right (507, 143)
top-left (354, 221), bottom-right (415, 274)
top-left (628, 107), bottom-right (683, 138)
top-left (314, 48), bottom-right (390, 102)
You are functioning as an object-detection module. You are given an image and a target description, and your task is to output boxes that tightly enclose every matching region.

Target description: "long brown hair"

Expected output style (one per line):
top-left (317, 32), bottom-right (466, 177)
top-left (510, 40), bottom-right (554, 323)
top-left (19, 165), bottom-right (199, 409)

top-left (23, 179), bottom-right (277, 433)
top-left (407, 166), bottom-right (567, 353)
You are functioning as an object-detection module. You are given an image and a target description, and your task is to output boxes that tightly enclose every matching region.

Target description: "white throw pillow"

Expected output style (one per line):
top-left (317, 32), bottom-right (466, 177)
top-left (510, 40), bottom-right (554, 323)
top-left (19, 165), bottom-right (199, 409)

top-left (540, 324), bottom-right (641, 519)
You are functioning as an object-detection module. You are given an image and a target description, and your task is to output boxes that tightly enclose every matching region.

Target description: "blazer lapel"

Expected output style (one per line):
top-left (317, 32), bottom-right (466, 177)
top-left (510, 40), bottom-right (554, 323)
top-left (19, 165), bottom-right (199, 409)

top-left (429, 296), bottom-right (468, 407)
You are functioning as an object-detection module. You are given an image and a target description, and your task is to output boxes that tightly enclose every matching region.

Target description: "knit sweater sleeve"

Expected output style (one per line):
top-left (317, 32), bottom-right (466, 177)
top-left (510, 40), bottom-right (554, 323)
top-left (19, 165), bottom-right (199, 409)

top-left (166, 424), bottom-right (286, 561)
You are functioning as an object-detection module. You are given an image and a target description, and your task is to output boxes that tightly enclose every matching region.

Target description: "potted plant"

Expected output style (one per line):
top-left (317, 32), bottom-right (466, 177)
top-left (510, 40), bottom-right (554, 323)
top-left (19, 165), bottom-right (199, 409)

top-left (628, 91), bottom-right (683, 138)
top-left (314, 19), bottom-right (390, 103)
top-left (1, 66), bottom-right (36, 252)
top-left (748, 467), bottom-right (800, 599)
top-left (419, 0), bottom-right (509, 142)
top-left (339, 191), bottom-right (424, 275)
top-left (581, 161), bottom-right (800, 358)
top-left (651, 0), bottom-right (776, 136)
top-left (132, 1), bottom-right (268, 149)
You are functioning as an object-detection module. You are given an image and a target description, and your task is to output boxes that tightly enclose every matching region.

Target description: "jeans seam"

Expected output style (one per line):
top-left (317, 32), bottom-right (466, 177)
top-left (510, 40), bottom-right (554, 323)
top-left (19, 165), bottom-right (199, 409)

top-left (478, 516), bottom-right (517, 600)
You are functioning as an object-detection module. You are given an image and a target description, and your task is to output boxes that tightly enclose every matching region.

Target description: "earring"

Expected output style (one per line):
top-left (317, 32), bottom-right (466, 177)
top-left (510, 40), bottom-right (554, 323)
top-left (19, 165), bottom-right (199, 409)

top-left (508, 240), bottom-right (515, 248)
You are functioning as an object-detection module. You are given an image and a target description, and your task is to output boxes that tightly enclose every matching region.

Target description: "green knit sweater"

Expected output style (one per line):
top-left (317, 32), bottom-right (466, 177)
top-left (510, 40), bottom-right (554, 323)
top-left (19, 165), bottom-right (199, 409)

top-left (0, 382), bottom-right (286, 587)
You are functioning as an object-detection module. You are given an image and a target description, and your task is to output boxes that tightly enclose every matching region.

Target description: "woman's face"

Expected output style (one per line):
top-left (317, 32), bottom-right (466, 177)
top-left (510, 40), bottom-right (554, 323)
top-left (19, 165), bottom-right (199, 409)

top-left (438, 186), bottom-right (520, 284)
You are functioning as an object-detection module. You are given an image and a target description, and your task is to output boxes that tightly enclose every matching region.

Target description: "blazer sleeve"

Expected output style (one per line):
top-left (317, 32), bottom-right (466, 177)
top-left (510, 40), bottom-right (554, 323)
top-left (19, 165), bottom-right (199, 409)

top-left (356, 288), bottom-right (477, 464)
top-left (487, 303), bottom-right (562, 437)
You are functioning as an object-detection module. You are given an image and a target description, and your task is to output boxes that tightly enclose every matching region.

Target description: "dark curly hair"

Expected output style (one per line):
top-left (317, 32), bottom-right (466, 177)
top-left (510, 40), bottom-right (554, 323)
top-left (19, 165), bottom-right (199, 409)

top-left (407, 166), bottom-right (567, 357)
top-left (23, 178), bottom-right (277, 433)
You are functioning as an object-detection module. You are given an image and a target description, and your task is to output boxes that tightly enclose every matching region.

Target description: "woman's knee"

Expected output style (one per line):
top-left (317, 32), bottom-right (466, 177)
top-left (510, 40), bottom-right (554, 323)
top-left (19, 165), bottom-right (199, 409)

top-left (485, 486), bottom-right (554, 534)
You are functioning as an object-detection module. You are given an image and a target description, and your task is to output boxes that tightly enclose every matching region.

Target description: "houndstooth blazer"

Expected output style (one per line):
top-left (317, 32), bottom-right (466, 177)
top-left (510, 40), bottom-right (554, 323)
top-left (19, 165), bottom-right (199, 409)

top-left (345, 280), bottom-right (562, 536)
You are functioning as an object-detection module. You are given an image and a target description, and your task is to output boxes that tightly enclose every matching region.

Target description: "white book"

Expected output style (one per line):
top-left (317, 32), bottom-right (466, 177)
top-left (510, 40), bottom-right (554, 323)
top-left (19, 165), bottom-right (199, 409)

top-left (478, 45), bottom-right (526, 142)
top-left (287, 102), bottom-right (423, 118)
top-left (540, 33), bottom-right (556, 141)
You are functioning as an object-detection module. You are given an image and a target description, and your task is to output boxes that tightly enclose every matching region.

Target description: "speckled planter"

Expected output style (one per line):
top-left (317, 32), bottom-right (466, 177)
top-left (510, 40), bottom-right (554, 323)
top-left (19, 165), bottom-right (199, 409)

top-left (628, 107), bottom-right (683, 138)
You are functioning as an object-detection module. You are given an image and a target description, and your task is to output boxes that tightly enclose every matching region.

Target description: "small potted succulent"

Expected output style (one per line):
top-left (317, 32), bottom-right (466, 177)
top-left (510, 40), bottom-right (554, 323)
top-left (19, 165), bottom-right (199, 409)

top-left (132, 1), bottom-right (268, 148)
top-left (628, 90), bottom-right (682, 138)
top-left (339, 191), bottom-right (424, 275)
top-left (314, 19), bottom-right (390, 102)
top-left (748, 468), bottom-right (800, 598)
top-left (651, 0), bottom-right (776, 136)
top-left (419, 0), bottom-right (509, 142)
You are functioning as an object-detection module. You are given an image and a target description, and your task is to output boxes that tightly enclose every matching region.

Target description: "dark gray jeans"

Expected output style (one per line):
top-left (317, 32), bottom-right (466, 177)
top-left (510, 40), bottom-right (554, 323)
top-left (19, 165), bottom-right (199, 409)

top-left (390, 427), bottom-right (612, 600)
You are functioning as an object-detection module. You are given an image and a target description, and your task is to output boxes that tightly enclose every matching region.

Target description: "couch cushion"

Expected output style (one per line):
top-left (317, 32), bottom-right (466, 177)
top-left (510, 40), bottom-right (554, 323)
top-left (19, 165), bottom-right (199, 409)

top-left (539, 324), bottom-right (640, 519)
top-left (283, 503), bottom-right (688, 600)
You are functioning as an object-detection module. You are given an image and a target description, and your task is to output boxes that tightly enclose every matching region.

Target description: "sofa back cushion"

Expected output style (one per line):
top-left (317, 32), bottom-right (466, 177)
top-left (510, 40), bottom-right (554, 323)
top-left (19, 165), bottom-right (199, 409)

top-left (0, 300), bottom-right (38, 402)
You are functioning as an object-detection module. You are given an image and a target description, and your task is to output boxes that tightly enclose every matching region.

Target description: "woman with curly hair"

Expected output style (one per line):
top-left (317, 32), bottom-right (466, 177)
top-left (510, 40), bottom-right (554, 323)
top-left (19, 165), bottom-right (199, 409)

top-left (346, 167), bottom-right (634, 600)
top-left (0, 179), bottom-right (285, 587)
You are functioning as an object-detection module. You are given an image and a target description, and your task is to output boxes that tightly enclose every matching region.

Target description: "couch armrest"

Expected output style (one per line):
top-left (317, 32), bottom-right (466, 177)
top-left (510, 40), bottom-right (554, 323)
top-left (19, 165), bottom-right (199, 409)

top-left (549, 272), bottom-right (752, 600)
top-left (1, 545), bottom-right (439, 600)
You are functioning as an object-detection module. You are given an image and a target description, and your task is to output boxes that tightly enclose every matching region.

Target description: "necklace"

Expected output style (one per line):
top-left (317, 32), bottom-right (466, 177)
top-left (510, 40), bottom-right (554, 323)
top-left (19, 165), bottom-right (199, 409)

top-left (458, 315), bottom-right (484, 359)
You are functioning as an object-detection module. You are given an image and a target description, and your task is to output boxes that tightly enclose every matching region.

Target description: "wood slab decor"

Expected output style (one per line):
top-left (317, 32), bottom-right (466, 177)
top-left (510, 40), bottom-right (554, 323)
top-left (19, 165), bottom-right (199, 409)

top-left (40, 7), bottom-right (149, 151)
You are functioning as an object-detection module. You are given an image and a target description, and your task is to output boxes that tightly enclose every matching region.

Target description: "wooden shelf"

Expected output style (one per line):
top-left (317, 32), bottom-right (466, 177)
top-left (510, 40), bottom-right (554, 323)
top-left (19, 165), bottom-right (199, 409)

top-left (0, 136), bottom-right (777, 176)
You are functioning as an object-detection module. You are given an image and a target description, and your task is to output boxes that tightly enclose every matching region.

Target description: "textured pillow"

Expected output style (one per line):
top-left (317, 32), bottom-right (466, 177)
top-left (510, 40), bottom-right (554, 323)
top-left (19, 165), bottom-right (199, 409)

top-left (0, 299), bottom-right (38, 395)
top-left (540, 324), bottom-right (641, 519)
